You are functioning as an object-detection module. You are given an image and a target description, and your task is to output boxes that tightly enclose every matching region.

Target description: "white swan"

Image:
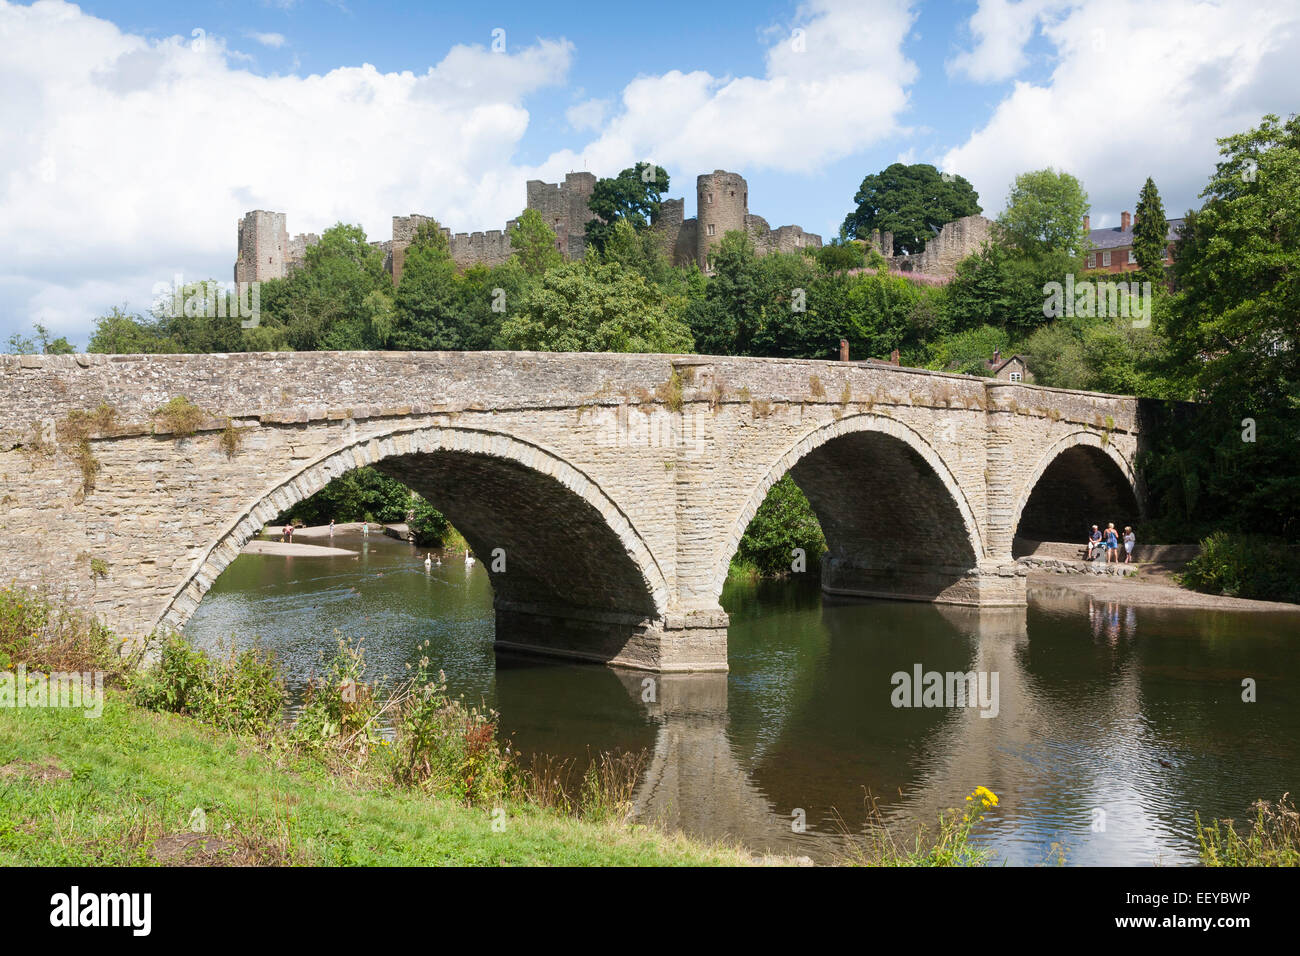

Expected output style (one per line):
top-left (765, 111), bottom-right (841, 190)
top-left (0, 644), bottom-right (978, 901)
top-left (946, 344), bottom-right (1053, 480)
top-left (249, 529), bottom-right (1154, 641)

top-left (464, 549), bottom-right (475, 566)
top-left (424, 554), bottom-right (432, 569)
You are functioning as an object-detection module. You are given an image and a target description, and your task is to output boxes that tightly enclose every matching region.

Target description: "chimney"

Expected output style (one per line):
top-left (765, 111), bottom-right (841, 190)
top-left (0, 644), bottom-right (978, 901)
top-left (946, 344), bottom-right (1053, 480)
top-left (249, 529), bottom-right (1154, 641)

top-left (890, 348), bottom-right (900, 366)
top-left (992, 347), bottom-right (1001, 366)
top-left (1121, 211), bottom-right (1132, 231)
top-left (839, 338), bottom-right (849, 362)
top-left (1083, 215), bottom-right (1090, 232)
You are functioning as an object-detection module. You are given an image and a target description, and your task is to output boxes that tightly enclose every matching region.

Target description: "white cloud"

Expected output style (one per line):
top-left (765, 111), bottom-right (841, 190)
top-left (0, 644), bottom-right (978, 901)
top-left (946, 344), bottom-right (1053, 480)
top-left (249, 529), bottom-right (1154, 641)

top-left (941, 0), bottom-right (1300, 223)
top-left (947, 0), bottom-right (1067, 83)
top-left (247, 31), bottom-right (286, 49)
top-left (565, 97), bottom-right (609, 132)
top-left (534, 0), bottom-right (919, 182)
top-left (0, 0), bottom-right (572, 341)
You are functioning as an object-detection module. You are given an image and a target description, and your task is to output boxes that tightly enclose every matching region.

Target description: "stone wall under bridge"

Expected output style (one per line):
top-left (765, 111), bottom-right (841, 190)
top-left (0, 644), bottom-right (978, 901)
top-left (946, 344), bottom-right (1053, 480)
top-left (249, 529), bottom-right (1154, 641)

top-left (0, 351), bottom-right (1148, 672)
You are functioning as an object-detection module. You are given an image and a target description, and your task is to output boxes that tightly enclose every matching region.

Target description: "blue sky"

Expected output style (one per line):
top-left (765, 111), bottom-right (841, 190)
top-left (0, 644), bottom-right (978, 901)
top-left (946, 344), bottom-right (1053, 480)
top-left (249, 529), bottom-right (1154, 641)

top-left (2, 0), bottom-right (1297, 345)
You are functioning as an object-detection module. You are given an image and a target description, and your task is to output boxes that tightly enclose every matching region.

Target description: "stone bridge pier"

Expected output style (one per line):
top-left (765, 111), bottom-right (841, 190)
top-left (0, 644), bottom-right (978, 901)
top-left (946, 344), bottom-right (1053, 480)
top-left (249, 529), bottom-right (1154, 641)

top-left (0, 352), bottom-right (1148, 672)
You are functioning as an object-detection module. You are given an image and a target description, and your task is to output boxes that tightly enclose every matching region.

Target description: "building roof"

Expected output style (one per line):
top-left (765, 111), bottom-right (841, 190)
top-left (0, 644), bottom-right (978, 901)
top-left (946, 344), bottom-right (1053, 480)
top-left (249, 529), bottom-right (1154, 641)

top-left (987, 353), bottom-right (1028, 374)
top-left (1087, 217), bottom-right (1185, 250)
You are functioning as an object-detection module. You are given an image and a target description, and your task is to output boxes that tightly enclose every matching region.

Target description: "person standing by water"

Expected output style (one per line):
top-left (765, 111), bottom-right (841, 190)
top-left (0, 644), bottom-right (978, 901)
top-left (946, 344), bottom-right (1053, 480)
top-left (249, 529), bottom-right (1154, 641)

top-left (1123, 527), bottom-right (1136, 564)
top-left (1104, 523), bottom-right (1119, 563)
top-left (329, 518), bottom-right (335, 536)
top-left (284, 522), bottom-right (294, 543)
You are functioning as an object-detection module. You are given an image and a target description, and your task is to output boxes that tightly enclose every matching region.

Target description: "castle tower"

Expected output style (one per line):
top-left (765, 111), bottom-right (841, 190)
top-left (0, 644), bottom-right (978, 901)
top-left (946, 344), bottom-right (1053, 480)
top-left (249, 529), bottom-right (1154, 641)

top-left (234, 210), bottom-right (289, 284)
top-left (696, 170), bottom-right (748, 270)
top-left (526, 171), bottom-right (598, 260)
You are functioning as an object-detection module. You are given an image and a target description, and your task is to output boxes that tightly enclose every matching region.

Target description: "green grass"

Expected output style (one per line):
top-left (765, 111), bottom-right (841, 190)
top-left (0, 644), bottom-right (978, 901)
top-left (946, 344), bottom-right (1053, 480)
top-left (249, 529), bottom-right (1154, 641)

top-left (0, 693), bottom-right (749, 866)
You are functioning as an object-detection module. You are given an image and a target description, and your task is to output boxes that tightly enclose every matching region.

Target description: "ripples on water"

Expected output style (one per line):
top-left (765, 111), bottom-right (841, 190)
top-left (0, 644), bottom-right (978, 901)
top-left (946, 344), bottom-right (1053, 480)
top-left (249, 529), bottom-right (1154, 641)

top-left (184, 532), bottom-right (1300, 865)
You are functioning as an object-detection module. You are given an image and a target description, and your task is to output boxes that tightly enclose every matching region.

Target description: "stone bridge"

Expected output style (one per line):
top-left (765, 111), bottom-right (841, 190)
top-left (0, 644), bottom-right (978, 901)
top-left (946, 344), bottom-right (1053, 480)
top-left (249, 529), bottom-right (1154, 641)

top-left (0, 351), bottom-right (1147, 671)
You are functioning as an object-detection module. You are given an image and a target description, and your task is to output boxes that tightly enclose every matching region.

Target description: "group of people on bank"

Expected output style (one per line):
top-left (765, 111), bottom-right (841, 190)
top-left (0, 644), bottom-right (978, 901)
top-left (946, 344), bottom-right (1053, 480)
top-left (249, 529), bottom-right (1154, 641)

top-left (1087, 523), bottom-right (1136, 564)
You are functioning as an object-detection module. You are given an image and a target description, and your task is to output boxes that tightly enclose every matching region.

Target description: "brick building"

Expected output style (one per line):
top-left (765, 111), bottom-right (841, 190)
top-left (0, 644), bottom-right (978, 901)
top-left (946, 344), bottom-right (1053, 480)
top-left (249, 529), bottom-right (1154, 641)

top-left (1083, 212), bottom-right (1184, 273)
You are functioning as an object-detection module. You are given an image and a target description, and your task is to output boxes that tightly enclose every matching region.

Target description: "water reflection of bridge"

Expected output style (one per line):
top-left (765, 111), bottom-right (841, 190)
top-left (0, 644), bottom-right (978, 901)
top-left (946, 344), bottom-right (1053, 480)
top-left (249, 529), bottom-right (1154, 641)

top-left (506, 594), bottom-right (1164, 861)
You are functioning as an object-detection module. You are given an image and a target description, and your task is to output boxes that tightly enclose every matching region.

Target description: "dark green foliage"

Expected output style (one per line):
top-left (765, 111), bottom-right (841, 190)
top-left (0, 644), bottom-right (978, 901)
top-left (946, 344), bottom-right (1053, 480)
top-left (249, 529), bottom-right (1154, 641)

top-left (841, 163), bottom-right (982, 254)
top-left (508, 208), bottom-right (563, 276)
top-left (280, 466), bottom-right (418, 526)
top-left (1131, 177), bottom-right (1169, 282)
top-left (409, 498), bottom-right (451, 547)
top-left (945, 242), bottom-right (1077, 335)
top-left (584, 163), bottom-right (670, 255)
top-left (129, 635), bottom-right (286, 736)
top-left (263, 224), bottom-right (391, 351)
top-left (498, 259), bottom-right (693, 353)
top-left (1180, 532), bottom-right (1300, 603)
top-left (733, 475), bottom-right (826, 576)
top-left (388, 221), bottom-right (462, 350)
top-left (1152, 114), bottom-right (1300, 539)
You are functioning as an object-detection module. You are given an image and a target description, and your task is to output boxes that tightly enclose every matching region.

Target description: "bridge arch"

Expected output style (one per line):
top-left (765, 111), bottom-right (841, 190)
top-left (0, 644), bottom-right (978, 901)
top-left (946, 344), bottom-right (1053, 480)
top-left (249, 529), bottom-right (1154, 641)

top-left (1012, 430), bottom-right (1142, 549)
top-left (710, 413), bottom-right (988, 604)
top-left (154, 424), bottom-right (671, 646)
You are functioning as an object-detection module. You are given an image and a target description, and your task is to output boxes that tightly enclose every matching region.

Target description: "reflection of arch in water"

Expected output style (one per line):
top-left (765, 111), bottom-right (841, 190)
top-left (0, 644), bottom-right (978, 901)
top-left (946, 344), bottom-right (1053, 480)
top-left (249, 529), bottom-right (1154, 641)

top-left (158, 425), bottom-right (670, 667)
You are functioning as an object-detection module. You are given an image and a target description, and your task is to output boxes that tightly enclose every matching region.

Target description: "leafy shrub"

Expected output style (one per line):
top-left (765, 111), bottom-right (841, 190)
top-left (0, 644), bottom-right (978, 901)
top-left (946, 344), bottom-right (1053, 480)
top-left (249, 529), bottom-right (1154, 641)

top-left (130, 635), bottom-right (285, 735)
top-left (731, 474), bottom-right (826, 578)
top-left (0, 586), bottom-right (118, 673)
top-left (388, 641), bottom-right (514, 804)
top-left (409, 498), bottom-right (451, 547)
top-left (293, 636), bottom-right (380, 747)
top-left (1180, 532), bottom-right (1300, 603)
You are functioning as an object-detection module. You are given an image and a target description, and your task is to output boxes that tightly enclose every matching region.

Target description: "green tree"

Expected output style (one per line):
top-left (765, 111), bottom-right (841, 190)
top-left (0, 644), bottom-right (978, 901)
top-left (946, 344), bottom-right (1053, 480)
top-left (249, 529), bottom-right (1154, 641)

top-left (87, 308), bottom-right (172, 354)
top-left (388, 221), bottom-right (461, 350)
top-left (998, 168), bottom-right (1090, 259)
top-left (584, 163), bottom-right (670, 255)
top-left (6, 322), bottom-right (76, 355)
top-left (281, 466), bottom-right (414, 525)
top-left (508, 208), bottom-right (563, 276)
top-left (258, 223), bottom-right (389, 351)
top-left (1153, 113), bottom-right (1300, 537)
top-left (684, 231), bottom-right (767, 355)
top-left (595, 217), bottom-right (672, 285)
top-left (1132, 177), bottom-right (1169, 282)
top-left (841, 163), bottom-right (982, 254)
top-left (944, 241), bottom-right (1078, 334)
top-left (733, 474), bottom-right (827, 576)
top-left (815, 240), bottom-right (868, 272)
top-left (499, 260), bottom-right (692, 353)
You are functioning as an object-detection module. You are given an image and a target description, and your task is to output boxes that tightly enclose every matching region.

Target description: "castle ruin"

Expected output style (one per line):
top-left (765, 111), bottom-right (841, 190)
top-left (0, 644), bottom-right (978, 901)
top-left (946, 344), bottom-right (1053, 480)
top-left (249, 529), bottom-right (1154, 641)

top-left (864, 214), bottom-right (995, 282)
top-left (234, 168), bottom-right (823, 283)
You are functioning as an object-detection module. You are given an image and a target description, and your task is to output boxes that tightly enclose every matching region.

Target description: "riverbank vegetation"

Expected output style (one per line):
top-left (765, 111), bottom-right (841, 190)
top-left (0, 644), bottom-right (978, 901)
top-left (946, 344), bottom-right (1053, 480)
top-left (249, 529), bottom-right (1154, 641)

top-left (0, 592), bottom-right (748, 865)
top-left (0, 693), bottom-right (746, 866)
top-left (0, 585), bottom-right (121, 674)
top-left (275, 465), bottom-right (455, 548)
top-left (838, 787), bottom-right (999, 867)
top-left (1196, 794), bottom-right (1300, 867)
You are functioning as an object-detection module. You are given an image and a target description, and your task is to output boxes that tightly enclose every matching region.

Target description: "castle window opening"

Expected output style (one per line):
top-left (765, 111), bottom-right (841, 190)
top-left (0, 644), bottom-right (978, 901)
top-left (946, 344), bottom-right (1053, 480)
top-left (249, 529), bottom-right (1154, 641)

top-left (707, 193), bottom-right (713, 204)
top-left (707, 223), bottom-right (715, 237)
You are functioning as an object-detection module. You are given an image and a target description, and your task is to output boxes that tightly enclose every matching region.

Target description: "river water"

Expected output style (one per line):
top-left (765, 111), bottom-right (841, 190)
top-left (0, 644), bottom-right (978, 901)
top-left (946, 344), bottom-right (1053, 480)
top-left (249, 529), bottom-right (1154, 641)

top-left (184, 530), bottom-right (1300, 865)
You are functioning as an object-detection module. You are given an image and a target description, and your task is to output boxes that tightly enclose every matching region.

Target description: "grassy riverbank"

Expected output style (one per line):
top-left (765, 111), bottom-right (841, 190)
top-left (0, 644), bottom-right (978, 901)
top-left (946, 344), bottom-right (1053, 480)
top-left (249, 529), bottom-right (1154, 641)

top-left (0, 693), bottom-right (748, 866)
